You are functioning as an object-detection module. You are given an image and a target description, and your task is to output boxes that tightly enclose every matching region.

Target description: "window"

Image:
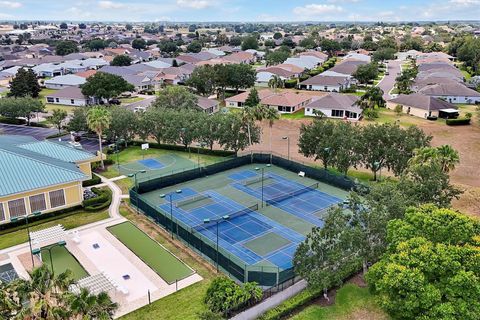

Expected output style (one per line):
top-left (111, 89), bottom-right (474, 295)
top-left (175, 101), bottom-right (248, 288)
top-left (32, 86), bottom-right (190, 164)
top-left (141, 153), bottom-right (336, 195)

top-left (8, 199), bottom-right (26, 219)
top-left (0, 204), bottom-right (4, 222)
top-left (29, 194), bottom-right (46, 212)
top-left (332, 110), bottom-right (344, 117)
top-left (49, 190), bottom-right (66, 208)
top-left (55, 98), bottom-right (59, 103)
top-left (47, 97), bottom-right (54, 103)
top-left (349, 112), bottom-right (357, 119)
top-left (307, 108), bottom-right (311, 112)
top-left (70, 99), bottom-right (75, 104)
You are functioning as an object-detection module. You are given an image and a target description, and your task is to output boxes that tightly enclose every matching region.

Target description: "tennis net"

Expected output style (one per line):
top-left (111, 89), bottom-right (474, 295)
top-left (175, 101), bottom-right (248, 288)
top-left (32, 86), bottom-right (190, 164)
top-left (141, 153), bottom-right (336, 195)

top-left (193, 204), bottom-right (259, 230)
top-left (266, 183), bottom-right (319, 205)
top-left (175, 194), bottom-right (211, 208)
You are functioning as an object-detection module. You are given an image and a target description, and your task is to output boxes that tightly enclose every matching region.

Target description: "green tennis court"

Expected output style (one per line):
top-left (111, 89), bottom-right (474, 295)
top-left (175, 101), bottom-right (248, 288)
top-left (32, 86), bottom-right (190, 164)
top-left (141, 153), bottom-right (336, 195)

top-left (41, 245), bottom-right (88, 281)
top-left (107, 222), bottom-right (194, 284)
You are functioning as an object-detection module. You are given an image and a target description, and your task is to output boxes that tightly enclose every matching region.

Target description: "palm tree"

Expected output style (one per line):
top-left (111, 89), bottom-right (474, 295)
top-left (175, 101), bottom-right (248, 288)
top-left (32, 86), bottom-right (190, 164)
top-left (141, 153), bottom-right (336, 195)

top-left (15, 265), bottom-right (74, 319)
top-left (67, 288), bottom-right (118, 320)
top-left (87, 106), bottom-right (112, 170)
top-left (436, 145), bottom-right (460, 173)
top-left (262, 106), bottom-right (280, 162)
top-left (268, 75), bottom-right (284, 93)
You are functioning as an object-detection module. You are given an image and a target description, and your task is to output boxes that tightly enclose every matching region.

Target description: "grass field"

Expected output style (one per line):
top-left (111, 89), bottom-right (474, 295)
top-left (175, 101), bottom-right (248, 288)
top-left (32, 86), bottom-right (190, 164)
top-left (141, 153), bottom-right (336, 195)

top-left (41, 245), bottom-right (89, 281)
top-left (281, 109), bottom-right (310, 119)
top-left (289, 284), bottom-right (388, 320)
top-left (38, 89), bottom-right (78, 114)
top-left (120, 96), bottom-right (145, 104)
top-left (107, 221), bottom-right (194, 284)
top-left (118, 206), bottom-right (218, 320)
top-left (0, 209), bottom-right (110, 250)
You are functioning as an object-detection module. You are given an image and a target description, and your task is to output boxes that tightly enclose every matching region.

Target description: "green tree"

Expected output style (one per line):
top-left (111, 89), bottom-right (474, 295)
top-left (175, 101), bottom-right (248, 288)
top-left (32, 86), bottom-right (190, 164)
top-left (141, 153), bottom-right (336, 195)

top-left (47, 108), bottom-right (68, 133)
top-left (152, 86), bottom-right (198, 110)
top-left (197, 112), bottom-right (223, 150)
top-left (218, 112), bottom-right (260, 155)
top-left (81, 72), bottom-right (134, 100)
top-left (55, 40), bottom-right (79, 56)
top-left (110, 54), bottom-right (132, 66)
top-left (187, 40), bottom-right (202, 53)
top-left (66, 287), bottom-right (118, 319)
top-left (228, 64), bottom-right (256, 93)
top-left (106, 106), bottom-right (137, 147)
top-left (372, 48), bottom-right (396, 62)
top-left (241, 36), bottom-right (259, 50)
top-left (85, 38), bottom-right (107, 51)
top-left (298, 119), bottom-right (337, 169)
top-left (299, 37), bottom-right (317, 49)
top-left (0, 97), bottom-right (44, 125)
top-left (244, 88), bottom-right (260, 107)
top-left (158, 40), bottom-right (178, 53)
top-left (86, 106), bottom-right (111, 169)
top-left (394, 104), bottom-right (403, 116)
top-left (186, 65), bottom-right (216, 96)
top-left (132, 38), bottom-right (147, 50)
top-left (352, 62), bottom-right (379, 84)
top-left (358, 86), bottom-right (385, 109)
top-left (8, 68), bottom-right (41, 98)
top-left (319, 39), bottom-right (341, 56)
top-left (366, 205), bottom-right (480, 320)
top-left (68, 108), bottom-right (88, 132)
top-left (265, 50), bottom-right (290, 66)
top-left (273, 32), bottom-right (283, 40)
top-left (268, 75), bottom-right (284, 92)
top-left (409, 145), bottom-right (460, 173)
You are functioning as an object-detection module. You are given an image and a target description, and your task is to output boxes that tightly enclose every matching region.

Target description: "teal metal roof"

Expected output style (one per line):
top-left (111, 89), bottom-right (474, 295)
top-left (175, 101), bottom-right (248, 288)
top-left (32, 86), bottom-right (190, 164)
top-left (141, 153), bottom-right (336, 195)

top-left (0, 149), bottom-right (87, 197)
top-left (18, 141), bottom-right (96, 163)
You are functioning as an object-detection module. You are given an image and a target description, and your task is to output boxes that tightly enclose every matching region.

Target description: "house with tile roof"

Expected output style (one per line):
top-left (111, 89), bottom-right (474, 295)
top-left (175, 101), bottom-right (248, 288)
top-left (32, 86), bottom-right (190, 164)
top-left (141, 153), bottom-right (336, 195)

top-left (0, 135), bottom-right (99, 224)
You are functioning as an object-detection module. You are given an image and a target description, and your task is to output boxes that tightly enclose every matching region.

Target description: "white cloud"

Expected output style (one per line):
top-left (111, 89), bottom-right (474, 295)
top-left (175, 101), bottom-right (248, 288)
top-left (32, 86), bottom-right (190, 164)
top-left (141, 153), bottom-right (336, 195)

top-left (257, 13), bottom-right (281, 21)
top-left (293, 4), bottom-right (343, 16)
top-left (98, 1), bottom-right (125, 9)
top-left (327, 0), bottom-right (359, 2)
top-left (0, 1), bottom-right (22, 8)
top-left (176, 0), bottom-right (210, 9)
top-left (449, 0), bottom-right (480, 4)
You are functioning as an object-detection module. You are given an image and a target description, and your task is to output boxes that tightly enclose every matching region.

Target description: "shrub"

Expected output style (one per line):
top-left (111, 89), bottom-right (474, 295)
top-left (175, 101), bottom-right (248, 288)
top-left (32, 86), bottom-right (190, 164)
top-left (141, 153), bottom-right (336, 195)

top-left (82, 173), bottom-right (101, 187)
top-left (30, 122), bottom-right (50, 128)
top-left (284, 79), bottom-right (298, 88)
top-left (0, 117), bottom-right (26, 125)
top-left (82, 187), bottom-right (112, 211)
top-left (299, 74), bottom-right (311, 82)
top-left (130, 141), bottom-right (235, 157)
top-left (258, 288), bottom-right (322, 320)
top-left (446, 118), bottom-right (471, 126)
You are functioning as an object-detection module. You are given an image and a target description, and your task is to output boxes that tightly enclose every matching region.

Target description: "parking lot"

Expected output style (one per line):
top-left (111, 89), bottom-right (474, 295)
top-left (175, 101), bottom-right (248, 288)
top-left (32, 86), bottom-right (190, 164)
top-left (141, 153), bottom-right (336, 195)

top-left (0, 123), bottom-right (99, 153)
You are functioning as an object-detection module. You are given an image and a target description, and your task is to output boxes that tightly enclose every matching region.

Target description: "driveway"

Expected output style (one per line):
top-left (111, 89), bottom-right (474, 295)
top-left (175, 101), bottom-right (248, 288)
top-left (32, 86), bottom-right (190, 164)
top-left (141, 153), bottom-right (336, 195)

top-left (377, 60), bottom-right (402, 100)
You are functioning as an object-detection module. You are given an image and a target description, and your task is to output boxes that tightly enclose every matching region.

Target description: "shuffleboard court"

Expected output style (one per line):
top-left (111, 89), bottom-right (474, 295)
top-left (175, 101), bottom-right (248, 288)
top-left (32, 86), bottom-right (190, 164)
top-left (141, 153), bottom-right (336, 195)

top-left (107, 222), bottom-right (194, 284)
top-left (41, 245), bottom-right (88, 281)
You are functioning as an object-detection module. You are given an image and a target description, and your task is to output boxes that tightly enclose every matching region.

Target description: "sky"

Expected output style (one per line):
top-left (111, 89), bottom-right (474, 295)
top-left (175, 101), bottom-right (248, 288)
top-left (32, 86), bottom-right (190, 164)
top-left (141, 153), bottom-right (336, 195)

top-left (1, 0), bottom-right (480, 22)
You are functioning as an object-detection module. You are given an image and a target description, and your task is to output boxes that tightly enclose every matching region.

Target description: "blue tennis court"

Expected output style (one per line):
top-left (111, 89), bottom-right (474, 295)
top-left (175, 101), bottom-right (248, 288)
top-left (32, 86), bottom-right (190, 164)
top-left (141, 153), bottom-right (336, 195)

top-left (158, 188), bottom-right (303, 268)
top-left (138, 158), bottom-right (165, 169)
top-left (231, 170), bottom-right (342, 225)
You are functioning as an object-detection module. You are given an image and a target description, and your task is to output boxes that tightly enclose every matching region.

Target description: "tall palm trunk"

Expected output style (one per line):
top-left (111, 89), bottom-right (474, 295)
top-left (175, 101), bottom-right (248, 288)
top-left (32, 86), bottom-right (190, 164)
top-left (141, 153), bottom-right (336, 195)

top-left (269, 123), bottom-right (273, 164)
top-left (98, 130), bottom-right (104, 170)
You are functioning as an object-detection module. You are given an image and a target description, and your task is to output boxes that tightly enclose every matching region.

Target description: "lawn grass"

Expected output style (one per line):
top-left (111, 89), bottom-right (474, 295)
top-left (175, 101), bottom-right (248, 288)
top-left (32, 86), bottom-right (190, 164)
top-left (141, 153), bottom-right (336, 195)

top-left (108, 221), bottom-right (193, 284)
top-left (289, 284), bottom-right (388, 320)
top-left (44, 103), bottom-right (78, 114)
top-left (114, 177), bottom-right (133, 194)
top-left (120, 96), bottom-right (145, 104)
top-left (372, 108), bottom-right (420, 127)
top-left (41, 245), bottom-right (89, 281)
top-left (461, 69), bottom-right (472, 81)
top-left (281, 109), bottom-right (310, 120)
top-left (118, 205), bottom-right (218, 320)
top-left (0, 209), bottom-right (110, 250)
top-left (102, 146), bottom-right (224, 179)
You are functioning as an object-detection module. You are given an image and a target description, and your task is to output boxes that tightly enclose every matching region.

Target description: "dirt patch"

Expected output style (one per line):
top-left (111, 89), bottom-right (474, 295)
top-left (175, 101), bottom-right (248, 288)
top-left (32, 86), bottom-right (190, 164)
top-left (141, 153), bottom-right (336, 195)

top-left (311, 288), bottom-right (336, 307)
top-left (348, 273), bottom-right (367, 288)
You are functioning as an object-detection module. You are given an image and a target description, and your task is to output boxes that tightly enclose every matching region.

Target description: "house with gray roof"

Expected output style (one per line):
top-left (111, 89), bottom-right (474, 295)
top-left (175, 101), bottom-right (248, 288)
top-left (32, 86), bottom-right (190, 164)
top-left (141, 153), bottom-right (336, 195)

top-left (44, 74), bottom-right (86, 89)
top-left (387, 93), bottom-right (459, 119)
top-left (418, 82), bottom-right (480, 104)
top-left (304, 93), bottom-right (362, 120)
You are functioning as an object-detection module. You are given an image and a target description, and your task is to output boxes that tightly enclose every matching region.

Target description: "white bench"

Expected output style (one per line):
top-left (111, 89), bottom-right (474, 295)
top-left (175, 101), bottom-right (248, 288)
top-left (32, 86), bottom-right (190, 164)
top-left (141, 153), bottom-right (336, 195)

top-left (298, 171), bottom-right (305, 177)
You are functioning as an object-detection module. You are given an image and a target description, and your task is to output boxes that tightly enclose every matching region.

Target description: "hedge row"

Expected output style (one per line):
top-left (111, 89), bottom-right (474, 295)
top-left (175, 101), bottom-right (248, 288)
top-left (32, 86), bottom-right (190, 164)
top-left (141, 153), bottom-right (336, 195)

top-left (82, 173), bottom-right (101, 187)
top-left (284, 79), bottom-right (298, 88)
top-left (258, 288), bottom-right (322, 320)
top-left (130, 140), bottom-right (235, 157)
top-left (446, 118), bottom-right (471, 126)
top-left (0, 205), bottom-right (83, 232)
top-left (82, 187), bottom-right (112, 211)
top-left (0, 117), bottom-right (26, 125)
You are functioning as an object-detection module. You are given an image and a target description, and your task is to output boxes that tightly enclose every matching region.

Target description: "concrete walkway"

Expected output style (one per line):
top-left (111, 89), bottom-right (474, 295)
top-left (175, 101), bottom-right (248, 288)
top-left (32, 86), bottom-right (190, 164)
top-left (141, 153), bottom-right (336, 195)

top-left (96, 173), bottom-right (124, 219)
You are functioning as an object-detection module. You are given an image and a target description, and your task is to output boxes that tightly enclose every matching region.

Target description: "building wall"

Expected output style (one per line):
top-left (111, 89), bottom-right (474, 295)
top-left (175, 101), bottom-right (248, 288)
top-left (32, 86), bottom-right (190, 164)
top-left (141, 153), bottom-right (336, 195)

top-left (305, 106), bottom-right (361, 120)
top-left (428, 95), bottom-right (480, 105)
top-left (45, 83), bottom-right (79, 89)
top-left (46, 96), bottom-right (87, 106)
top-left (386, 101), bottom-right (438, 118)
top-left (0, 181), bottom-right (84, 224)
top-left (299, 84), bottom-right (345, 92)
top-left (77, 162), bottom-right (93, 178)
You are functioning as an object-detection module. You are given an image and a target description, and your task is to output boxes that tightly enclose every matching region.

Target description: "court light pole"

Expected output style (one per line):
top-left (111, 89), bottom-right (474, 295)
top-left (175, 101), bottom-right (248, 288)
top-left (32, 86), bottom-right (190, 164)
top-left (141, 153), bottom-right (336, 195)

top-left (115, 136), bottom-right (120, 174)
top-left (204, 215), bottom-right (230, 272)
top-left (127, 170), bottom-right (146, 214)
top-left (160, 190), bottom-right (182, 239)
top-left (282, 136), bottom-right (290, 161)
top-left (31, 240), bottom-right (66, 275)
top-left (11, 211), bottom-right (41, 269)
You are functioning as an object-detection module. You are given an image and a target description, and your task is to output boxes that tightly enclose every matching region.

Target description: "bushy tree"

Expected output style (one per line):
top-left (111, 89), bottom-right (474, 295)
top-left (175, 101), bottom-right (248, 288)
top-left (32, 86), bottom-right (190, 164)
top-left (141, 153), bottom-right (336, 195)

top-left (110, 54), bottom-right (132, 66)
top-left (187, 40), bottom-right (202, 53)
top-left (68, 108), bottom-right (88, 132)
top-left (81, 72), bottom-right (134, 100)
top-left (241, 36), bottom-right (259, 50)
top-left (186, 65), bottom-right (216, 96)
top-left (366, 205), bottom-right (480, 320)
top-left (47, 109), bottom-right (68, 133)
top-left (55, 40), bottom-right (79, 56)
top-left (131, 38), bottom-right (146, 50)
top-left (352, 62), bottom-right (379, 84)
top-left (218, 113), bottom-right (260, 154)
top-left (0, 97), bottom-right (44, 125)
top-left (85, 38), bottom-right (107, 51)
top-left (265, 50), bottom-right (290, 66)
top-left (8, 68), bottom-right (41, 98)
top-left (106, 106), bottom-right (137, 147)
top-left (244, 88), bottom-right (260, 107)
top-left (152, 86), bottom-right (198, 110)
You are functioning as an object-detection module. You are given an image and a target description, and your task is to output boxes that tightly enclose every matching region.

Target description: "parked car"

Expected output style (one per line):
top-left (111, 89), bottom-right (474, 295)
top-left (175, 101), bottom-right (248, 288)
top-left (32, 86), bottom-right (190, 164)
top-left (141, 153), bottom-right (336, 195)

top-left (108, 98), bottom-right (121, 105)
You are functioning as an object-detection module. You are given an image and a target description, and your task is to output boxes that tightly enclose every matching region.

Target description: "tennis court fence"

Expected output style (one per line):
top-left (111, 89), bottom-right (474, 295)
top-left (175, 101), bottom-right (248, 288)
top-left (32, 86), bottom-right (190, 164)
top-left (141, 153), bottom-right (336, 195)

top-left (130, 189), bottom-right (292, 287)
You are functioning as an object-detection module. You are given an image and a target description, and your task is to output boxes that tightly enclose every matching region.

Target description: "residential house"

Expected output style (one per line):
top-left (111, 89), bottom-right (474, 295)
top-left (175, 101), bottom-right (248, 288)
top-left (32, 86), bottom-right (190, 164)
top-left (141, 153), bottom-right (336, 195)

top-left (418, 82), bottom-right (480, 104)
top-left (298, 74), bottom-right (351, 92)
top-left (256, 67), bottom-right (296, 86)
top-left (225, 89), bottom-right (275, 108)
top-left (261, 92), bottom-right (311, 113)
top-left (44, 74), bottom-right (86, 89)
top-left (222, 51), bottom-right (256, 64)
top-left (32, 63), bottom-right (64, 77)
top-left (388, 93), bottom-right (459, 118)
top-left (284, 56), bottom-right (321, 70)
top-left (304, 93), bottom-right (362, 120)
top-left (196, 96), bottom-right (219, 114)
top-left (0, 135), bottom-right (98, 224)
top-left (299, 51), bottom-right (328, 62)
top-left (45, 87), bottom-right (90, 106)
